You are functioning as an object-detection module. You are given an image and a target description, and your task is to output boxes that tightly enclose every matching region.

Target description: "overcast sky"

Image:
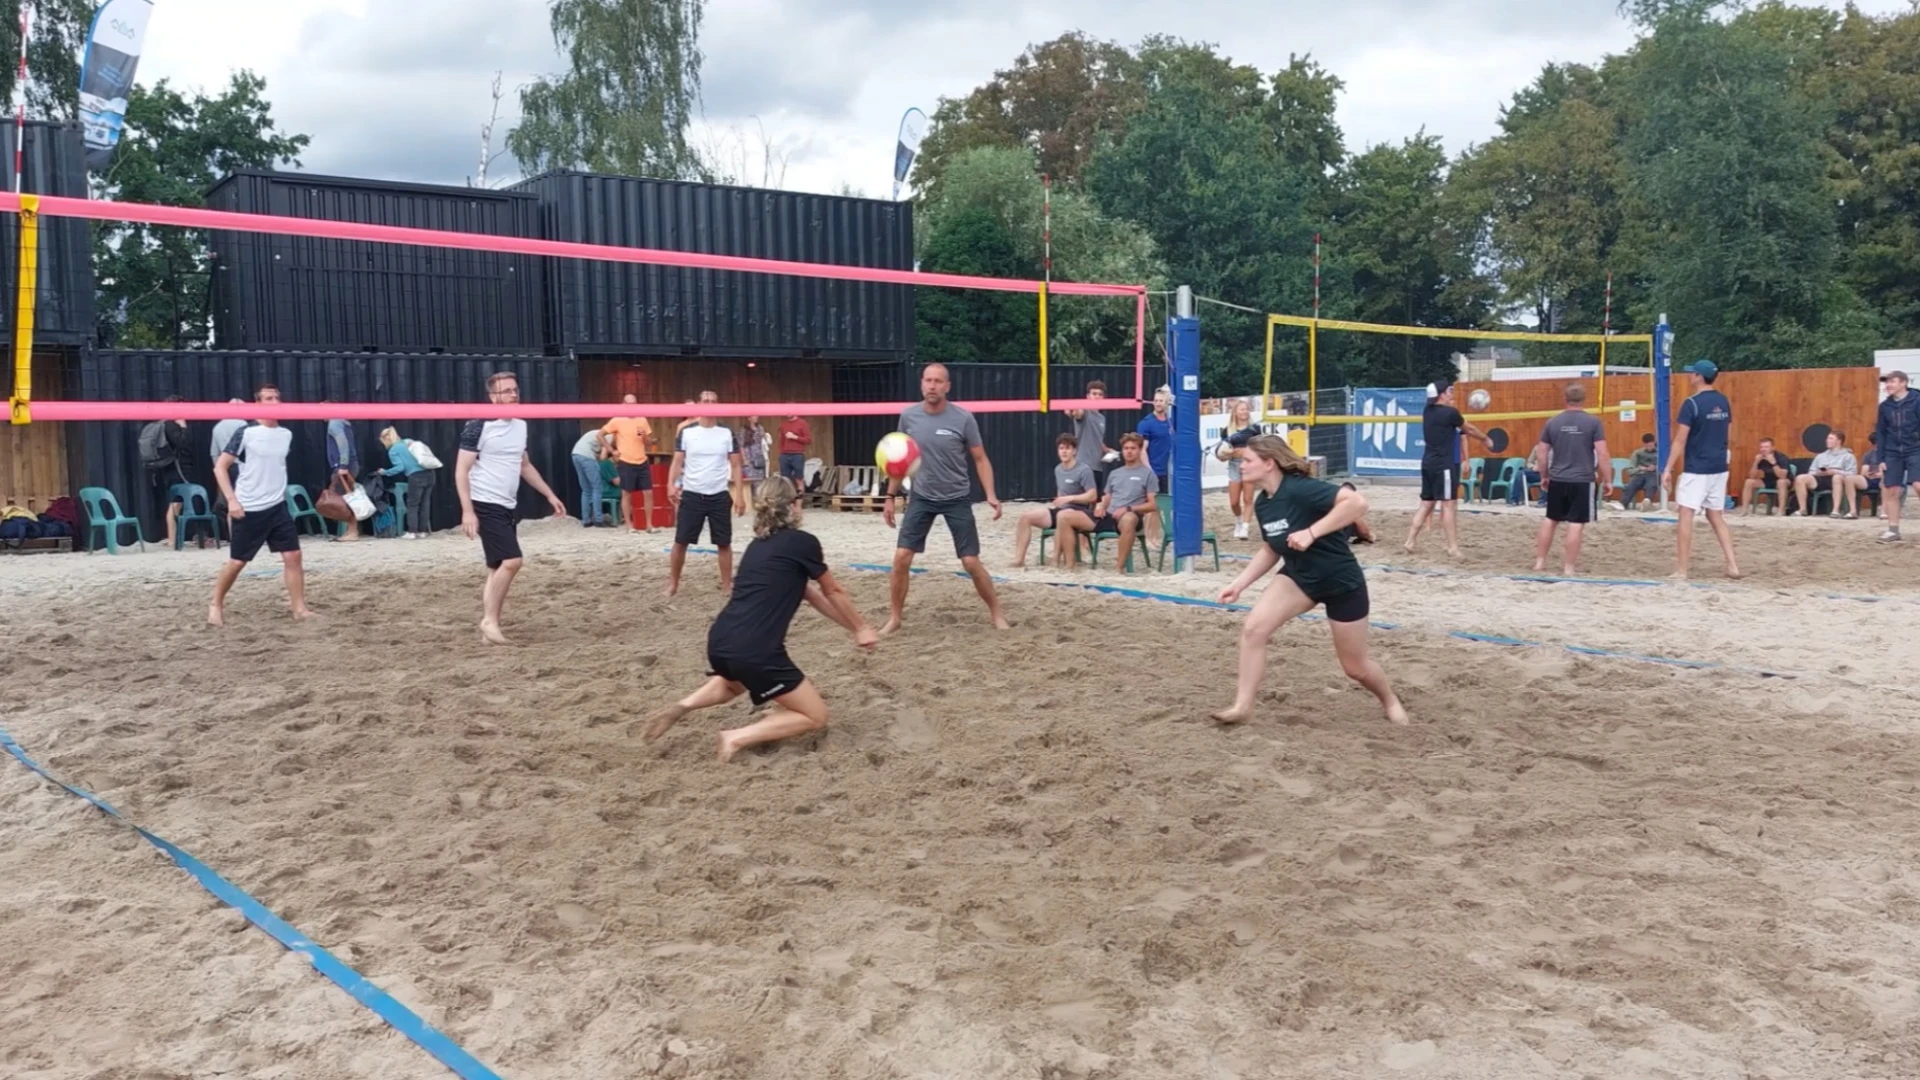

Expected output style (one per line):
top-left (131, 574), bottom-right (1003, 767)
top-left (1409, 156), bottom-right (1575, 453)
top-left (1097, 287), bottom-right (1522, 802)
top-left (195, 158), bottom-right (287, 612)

top-left (133, 0), bottom-right (1913, 198)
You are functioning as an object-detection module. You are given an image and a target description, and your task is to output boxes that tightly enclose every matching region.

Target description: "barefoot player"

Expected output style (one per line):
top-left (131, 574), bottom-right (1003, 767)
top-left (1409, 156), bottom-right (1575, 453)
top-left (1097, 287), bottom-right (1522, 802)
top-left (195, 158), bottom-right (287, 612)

top-left (643, 478), bottom-right (879, 761)
top-left (882, 363), bottom-right (1009, 632)
top-left (1211, 435), bottom-right (1407, 727)
top-left (209, 384), bottom-right (313, 625)
top-left (456, 371), bottom-right (570, 644)
top-left (1404, 379), bottom-right (1491, 557)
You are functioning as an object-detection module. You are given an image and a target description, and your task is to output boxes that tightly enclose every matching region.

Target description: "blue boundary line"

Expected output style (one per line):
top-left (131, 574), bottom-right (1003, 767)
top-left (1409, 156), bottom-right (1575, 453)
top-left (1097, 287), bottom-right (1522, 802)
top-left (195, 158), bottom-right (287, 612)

top-left (0, 726), bottom-right (508, 1080)
top-left (665, 546), bottom-right (1792, 677)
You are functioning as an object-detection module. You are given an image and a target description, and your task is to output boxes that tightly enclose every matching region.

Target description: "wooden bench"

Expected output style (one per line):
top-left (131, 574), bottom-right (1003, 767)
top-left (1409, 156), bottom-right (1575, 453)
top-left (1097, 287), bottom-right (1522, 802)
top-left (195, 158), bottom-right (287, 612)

top-left (828, 465), bottom-right (888, 513)
top-left (0, 536), bottom-right (73, 556)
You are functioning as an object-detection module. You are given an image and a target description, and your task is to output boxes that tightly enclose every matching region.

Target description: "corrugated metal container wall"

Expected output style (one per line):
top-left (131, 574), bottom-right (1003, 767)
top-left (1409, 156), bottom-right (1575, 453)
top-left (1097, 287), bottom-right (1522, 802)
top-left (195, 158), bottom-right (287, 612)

top-left (207, 171), bottom-right (543, 353)
top-left (514, 171), bottom-right (913, 359)
top-left (77, 349), bottom-right (579, 543)
top-left (0, 122), bottom-right (94, 346)
top-left (832, 362), bottom-right (1166, 502)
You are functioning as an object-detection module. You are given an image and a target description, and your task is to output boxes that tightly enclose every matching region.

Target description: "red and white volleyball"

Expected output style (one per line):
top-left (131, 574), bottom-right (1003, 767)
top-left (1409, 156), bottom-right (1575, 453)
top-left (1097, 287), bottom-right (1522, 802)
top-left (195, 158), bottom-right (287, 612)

top-left (875, 432), bottom-right (921, 479)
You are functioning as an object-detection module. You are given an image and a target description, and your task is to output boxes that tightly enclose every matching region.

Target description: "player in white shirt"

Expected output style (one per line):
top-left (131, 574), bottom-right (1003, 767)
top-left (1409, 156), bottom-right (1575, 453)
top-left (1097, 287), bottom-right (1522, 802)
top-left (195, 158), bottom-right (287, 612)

top-left (209, 385), bottom-right (312, 626)
top-left (667, 389), bottom-right (746, 597)
top-left (456, 371), bottom-right (569, 645)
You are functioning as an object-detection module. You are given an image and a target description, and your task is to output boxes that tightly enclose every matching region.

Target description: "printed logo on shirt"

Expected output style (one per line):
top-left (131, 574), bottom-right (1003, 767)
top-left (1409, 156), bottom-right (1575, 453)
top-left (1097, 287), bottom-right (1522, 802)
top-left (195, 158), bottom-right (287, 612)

top-left (1263, 518), bottom-right (1289, 537)
top-left (935, 428), bottom-right (960, 439)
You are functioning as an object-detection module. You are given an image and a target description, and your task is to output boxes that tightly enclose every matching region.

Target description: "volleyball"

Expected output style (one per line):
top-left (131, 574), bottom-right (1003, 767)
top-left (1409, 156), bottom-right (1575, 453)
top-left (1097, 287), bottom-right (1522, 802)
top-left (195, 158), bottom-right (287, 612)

top-left (875, 432), bottom-right (921, 479)
top-left (1467, 389), bottom-right (1492, 411)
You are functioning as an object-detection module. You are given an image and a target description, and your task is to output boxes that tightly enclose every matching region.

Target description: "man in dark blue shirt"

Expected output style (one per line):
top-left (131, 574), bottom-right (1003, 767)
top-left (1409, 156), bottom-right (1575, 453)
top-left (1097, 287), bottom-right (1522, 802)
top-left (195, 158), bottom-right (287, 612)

top-left (1876, 370), bottom-right (1920, 542)
top-left (1136, 386), bottom-right (1176, 493)
top-left (1663, 359), bottom-right (1742, 579)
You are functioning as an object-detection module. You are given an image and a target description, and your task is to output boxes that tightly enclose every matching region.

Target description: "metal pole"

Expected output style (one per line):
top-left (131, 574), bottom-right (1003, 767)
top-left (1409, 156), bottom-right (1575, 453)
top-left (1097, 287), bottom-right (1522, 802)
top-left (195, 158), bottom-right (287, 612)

top-left (1176, 284), bottom-right (1193, 319)
top-left (14, 1), bottom-right (29, 195)
top-left (1654, 313), bottom-right (1673, 511)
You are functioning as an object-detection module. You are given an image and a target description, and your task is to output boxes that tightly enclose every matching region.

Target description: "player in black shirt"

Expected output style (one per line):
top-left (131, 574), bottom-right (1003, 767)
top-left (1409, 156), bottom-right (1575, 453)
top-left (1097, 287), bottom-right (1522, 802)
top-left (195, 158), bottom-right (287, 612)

top-left (643, 477), bottom-right (879, 761)
top-left (1404, 380), bottom-right (1491, 558)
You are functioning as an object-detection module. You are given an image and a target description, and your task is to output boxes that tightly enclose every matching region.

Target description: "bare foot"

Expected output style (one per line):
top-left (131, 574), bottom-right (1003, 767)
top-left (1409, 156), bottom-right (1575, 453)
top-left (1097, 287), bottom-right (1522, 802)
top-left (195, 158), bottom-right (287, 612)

top-left (991, 614), bottom-right (1012, 631)
top-left (880, 616), bottom-right (902, 637)
top-left (643, 704), bottom-right (687, 742)
top-left (1532, 560), bottom-right (1547, 573)
top-left (1562, 566), bottom-right (1578, 578)
top-left (1210, 707), bottom-right (1251, 725)
top-left (1445, 547), bottom-right (1462, 559)
top-left (208, 604), bottom-right (225, 627)
top-left (291, 607), bottom-right (317, 622)
top-left (1725, 567), bottom-right (1744, 580)
top-left (1384, 699), bottom-right (1410, 726)
top-left (717, 730), bottom-right (748, 762)
top-left (665, 579), bottom-right (680, 598)
top-left (1668, 569), bottom-right (1689, 582)
top-left (1401, 542), bottom-right (1416, 555)
top-left (479, 619), bottom-right (510, 645)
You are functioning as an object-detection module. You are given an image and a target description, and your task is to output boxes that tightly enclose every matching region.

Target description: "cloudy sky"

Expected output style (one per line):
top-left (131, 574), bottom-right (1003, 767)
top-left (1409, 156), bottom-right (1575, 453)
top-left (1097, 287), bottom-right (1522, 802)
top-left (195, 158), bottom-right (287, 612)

top-left (133, 0), bottom-right (1912, 197)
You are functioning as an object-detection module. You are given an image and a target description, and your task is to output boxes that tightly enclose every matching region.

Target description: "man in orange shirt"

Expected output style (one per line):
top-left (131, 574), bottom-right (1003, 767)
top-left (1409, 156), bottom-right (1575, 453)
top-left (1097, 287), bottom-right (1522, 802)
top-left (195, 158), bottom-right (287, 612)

top-left (600, 393), bottom-right (656, 532)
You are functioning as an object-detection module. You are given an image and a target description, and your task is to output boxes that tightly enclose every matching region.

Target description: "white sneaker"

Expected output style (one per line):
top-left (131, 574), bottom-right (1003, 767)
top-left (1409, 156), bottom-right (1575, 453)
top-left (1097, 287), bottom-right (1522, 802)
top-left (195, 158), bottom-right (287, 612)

top-left (1877, 529), bottom-right (1901, 543)
top-left (1234, 522), bottom-right (1249, 540)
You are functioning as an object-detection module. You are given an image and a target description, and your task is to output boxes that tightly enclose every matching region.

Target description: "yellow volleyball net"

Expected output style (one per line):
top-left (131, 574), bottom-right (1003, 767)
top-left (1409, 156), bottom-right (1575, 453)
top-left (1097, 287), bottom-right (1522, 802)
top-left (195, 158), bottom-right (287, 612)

top-left (1261, 313), bottom-right (1656, 424)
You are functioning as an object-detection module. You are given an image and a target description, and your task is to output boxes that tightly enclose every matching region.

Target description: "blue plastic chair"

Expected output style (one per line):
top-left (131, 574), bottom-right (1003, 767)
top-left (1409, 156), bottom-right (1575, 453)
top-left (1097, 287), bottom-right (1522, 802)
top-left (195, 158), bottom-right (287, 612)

top-left (285, 485), bottom-right (329, 536)
top-left (168, 483), bottom-right (222, 549)
top-left (1155, 492), bottom-right (1219, 571)
top-left (79, 486), bottom-right (147, 554)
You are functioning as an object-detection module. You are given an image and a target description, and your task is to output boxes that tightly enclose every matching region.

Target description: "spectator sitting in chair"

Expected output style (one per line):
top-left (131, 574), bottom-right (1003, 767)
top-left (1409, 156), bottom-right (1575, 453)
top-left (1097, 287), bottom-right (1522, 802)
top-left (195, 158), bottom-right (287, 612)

top-left (1793, 431), bottom-right (1858, 520)
top-left (1614, 433), bottom-right (1660, 510)
top-left (1848, 432), bottom-right (1886, 520)
top-left (1011, 433), bottom-right (1099, 568)
top-left (1085, 434), bottom-right (1158, 571)
top-left (1739, 438), bottom-right (1795, 515)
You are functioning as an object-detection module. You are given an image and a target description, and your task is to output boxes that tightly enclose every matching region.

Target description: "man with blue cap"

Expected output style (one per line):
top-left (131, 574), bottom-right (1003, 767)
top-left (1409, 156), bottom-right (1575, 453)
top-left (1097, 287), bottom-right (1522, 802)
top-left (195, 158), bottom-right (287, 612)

top-left (1663, 359), bottom-right (1743, 579)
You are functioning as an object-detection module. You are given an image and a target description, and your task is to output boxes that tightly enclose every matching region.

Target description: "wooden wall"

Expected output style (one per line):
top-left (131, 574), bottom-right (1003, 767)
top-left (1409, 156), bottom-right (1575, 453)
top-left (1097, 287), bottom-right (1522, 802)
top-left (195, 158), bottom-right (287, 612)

top-left (1, 349), bottom-right (74, 512)
top-left (1454, 367), bottom-right (1884, 483)
top-left (577, 357), bottom-right (836, 466)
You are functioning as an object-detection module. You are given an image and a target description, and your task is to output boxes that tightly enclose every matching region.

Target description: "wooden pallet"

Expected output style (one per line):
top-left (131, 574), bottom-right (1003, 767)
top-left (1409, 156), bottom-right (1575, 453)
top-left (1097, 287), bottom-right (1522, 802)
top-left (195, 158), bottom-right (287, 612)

top-left (0, 536), bottom-right (73, 555)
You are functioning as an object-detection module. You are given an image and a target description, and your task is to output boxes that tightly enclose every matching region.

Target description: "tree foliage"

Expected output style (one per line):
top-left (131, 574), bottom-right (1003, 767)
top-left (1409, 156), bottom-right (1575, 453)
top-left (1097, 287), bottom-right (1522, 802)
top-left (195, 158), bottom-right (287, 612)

top-left (0, 0), bottom-right (93, 121)
top-left (507, 0), bottom-right (706, 180)
top-left (94, 73), bottom-right (309, 348)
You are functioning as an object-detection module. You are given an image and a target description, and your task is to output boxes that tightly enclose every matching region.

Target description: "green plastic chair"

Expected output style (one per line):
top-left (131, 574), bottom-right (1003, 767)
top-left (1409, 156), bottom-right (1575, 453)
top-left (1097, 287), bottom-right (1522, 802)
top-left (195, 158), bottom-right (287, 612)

top-left (1486, 457), bottom-right (1528, 502)
top-left (284, 485), bottom-right (329, 536)
top-left (1752, 463), bottom-right (1794, 515)
top-left (79, 486), bottom-right (147, 554)
top-left (1089, 508), bottom-right (1156, 574)
top-left (1155, 492), bottom-right (1219, 572)
top-left (1609, 457), bottom-right (1631, 501)
top-left (1459, 458), bottom-right (1486, 502)
top-left (597, 458), bottom-right (625, 525)
top-left (168, 483), bottom-right (222, 549)
top-left (1038, 510), bottom-right (1093, 566)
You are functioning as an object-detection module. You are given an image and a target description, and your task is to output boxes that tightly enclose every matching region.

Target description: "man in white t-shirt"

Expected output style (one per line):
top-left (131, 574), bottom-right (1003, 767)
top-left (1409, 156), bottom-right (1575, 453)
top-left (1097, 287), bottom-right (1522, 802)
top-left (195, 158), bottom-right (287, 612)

top-left (456, 370), bottom-right (569, 645)
top-left (667, 389), bottom-right (746, 597)
top-left (209, 384), bottom-right (311, 626)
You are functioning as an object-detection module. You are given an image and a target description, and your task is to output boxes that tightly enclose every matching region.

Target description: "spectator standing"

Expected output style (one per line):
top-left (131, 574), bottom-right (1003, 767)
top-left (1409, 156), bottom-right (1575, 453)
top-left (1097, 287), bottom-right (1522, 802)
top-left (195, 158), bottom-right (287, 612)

top-left (1876, 370), bottom-right (1920, 542)
top-left (600, 394), bottom-right (657, 534)
top-left (738, 415), bottom-right (771, 504)
top-left (326, 411), bottom-right (361, 543)
top-left (1793, 431), bottom-right (1859, 520)
top-left (570, 426), bottom-right (610, 528)
top-left (379, 427), bottom-right (440, 538)
top-left (1068, 380), bottom-right (1113, 493)
top-left (778, 414), bottom-right (812, 486)
top-left (1136, 386), bottom-right (1176, 493)
top-left (140, 395), bottom-right (196, 549)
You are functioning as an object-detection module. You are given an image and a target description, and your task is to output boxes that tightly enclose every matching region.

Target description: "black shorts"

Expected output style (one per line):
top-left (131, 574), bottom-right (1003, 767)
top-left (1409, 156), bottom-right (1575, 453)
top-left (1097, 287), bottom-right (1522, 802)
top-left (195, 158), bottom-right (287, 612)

top-left (617, 462), bottom-right (653, 492)
top-left (708, 651), bottom-right (807, 706)
top-left (675, 490), bottom-right (734, 547)
top-left (898, 496), bottom-right (980, 559)
top-left (1048, 506), bottom-right (1094, 530)
top-left (1294, 580), bottom-right (1370, 624)
top-left (229, 501), bottom-right (301, 563)
top-left (1419, 463), bottom-right (1458, 503)
top-left (1808, 474), bottom-right (1834, 492)
top-left (474, 501), bottom-right (521, 569)
top-left (1545, 480), bottom-right (1597, 524)
top-left (1157, 471), bottom-right (1171, 494)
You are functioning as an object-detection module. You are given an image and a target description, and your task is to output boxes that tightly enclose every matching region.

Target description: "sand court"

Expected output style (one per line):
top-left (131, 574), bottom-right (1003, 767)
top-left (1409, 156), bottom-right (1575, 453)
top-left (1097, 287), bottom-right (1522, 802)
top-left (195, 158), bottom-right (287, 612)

top-left (3, 491), bottom-right (1918, 1079)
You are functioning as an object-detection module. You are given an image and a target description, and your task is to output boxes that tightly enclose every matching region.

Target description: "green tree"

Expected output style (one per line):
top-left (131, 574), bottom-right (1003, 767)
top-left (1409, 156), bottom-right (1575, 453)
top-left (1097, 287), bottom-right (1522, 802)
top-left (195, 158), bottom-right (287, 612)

top-left (0, 0), bottom-right (94, 120)
top-left (1621, 0), bottom-right (1853, 368)
top-left (911, 32), bottom-right (1147, 203)
top-left (1329, 134), bottom-right (1493, 386)
top-left (93, 73), bottom-right (309, 348)
top-left (1088, 75), bottom-right (1318, 395)
top-left (915, 204), bottom-right (1030, 365)
top-left (507, 0), bottom-right (705, 180)
top-left (1266, 54), bottom-right (1347, 206)
top-left (915, 145), bottom-right (1161, 366)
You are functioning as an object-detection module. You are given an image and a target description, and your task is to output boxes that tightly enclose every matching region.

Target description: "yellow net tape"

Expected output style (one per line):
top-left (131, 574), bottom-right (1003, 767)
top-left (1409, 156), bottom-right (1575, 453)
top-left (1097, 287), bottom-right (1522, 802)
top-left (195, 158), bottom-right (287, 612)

top-left (8, 193), bottom-right (37, 425)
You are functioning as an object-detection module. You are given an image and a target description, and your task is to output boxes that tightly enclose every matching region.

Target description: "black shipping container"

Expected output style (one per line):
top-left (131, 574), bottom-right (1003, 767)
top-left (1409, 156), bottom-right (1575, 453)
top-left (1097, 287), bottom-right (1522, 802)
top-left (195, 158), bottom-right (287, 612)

top-left (514, 171), bottom-right (913, 359)
top-left (833, 362), bottom-right (1167, 503)
top-left (0, 121), bottom-right (95, 347)
top-left (207, 171), bottom-right (542, 353)
top-left (77, 348), bottom-right (581, 544)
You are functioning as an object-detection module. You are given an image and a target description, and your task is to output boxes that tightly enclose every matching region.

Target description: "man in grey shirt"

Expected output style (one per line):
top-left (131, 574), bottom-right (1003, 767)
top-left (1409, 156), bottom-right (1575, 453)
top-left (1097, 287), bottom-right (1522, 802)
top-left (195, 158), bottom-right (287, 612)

top-left (884, 363), bottom-right (1009, 633)
top-left (1012, 433), bottom-right (1099, 568)
top-left (1069, 380), bottom-right (1113, 492)
top-left (1792, 430), bottom-right (1859, 518)
top-left (1531, 383), bottom-right (1610, 576)
top-left (1086, 433), bottom-right (1159, 571)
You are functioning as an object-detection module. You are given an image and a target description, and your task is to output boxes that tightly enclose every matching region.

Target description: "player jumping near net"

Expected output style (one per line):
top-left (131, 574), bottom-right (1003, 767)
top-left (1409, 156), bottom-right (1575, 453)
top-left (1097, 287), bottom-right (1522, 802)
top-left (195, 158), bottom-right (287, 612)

top-left (1212, 434), bottom-right (1408, 728)
top-left (882, 363), bottom-right (1010, 634)
top-left (1404, 379), bottom-right (1491, 558)
top-left (643, 477), bottom-right (879, 761)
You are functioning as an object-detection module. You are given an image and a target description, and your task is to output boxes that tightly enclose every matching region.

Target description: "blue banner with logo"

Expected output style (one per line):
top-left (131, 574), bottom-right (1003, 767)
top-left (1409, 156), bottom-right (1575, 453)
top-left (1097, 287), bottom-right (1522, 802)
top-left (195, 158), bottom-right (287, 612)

top-left (1349, 387), bottom-right (1429, 475)
top-left (79, 0), bottom-right (156, 171)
